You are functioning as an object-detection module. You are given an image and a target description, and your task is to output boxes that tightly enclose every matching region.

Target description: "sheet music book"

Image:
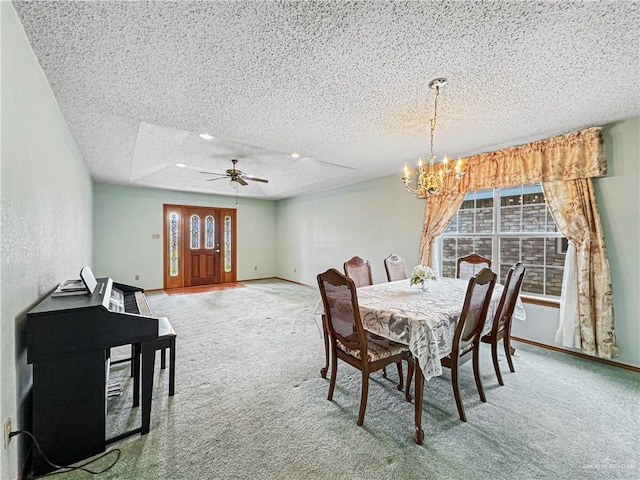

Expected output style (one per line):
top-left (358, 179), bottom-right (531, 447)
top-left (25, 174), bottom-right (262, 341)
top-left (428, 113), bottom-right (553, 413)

top-left (52, 279), bottom-right (89, 297)
top-left (51, 266), bottom-right (98, 297)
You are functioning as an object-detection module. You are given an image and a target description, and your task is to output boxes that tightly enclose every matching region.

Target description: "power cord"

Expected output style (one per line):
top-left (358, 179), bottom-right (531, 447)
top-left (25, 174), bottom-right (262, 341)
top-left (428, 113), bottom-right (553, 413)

top-left (9, 430), bottom-right (121, 478)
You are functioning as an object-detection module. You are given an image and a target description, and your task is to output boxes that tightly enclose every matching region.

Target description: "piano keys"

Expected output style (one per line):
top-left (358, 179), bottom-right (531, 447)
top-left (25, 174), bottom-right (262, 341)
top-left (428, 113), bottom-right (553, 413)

top-left (26, 277), bottom-right (160, 475)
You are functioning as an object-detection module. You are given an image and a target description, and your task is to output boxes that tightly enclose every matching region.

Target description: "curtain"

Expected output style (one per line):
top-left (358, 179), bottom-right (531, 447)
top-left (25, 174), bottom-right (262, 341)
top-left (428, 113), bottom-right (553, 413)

top-left (453, 127), bottom-right (607, 192)
top-left (418, 126), bottom-right (618, 358)
top-left (542, 179), bottom-right (618, 359)
top-left (418, 192), bottom-right (465, 267)
top-left (555, 242), bottom-right (580, 348)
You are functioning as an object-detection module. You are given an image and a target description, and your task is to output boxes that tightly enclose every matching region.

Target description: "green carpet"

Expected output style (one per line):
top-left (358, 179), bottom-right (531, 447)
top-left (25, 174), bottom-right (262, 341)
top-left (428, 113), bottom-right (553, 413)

top-left (51, 279), bottom-right (639, 480)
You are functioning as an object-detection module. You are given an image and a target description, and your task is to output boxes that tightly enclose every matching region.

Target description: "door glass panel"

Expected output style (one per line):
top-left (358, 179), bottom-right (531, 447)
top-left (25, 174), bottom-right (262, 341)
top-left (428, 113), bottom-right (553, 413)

top-left (169, 212), bottom-right (179, 276)
top-left (190, 214), bottom-right (200, 249)
top-left (224, 215), bottom-right (232, 272)
top-left (205, 215), bottom-right (214, 249)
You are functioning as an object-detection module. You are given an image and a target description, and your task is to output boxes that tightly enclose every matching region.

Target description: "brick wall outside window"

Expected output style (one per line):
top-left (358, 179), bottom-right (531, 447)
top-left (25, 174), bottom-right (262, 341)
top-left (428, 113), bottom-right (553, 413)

top-left (439, 185), bottom-right (565, 297)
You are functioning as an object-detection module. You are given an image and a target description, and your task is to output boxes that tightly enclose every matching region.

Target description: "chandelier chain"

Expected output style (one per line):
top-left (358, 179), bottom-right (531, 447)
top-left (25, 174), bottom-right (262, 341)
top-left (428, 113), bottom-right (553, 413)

top-left (402, 77), bottom-right (466, 197)
top-left (429, 85), bottom-right (440, 162)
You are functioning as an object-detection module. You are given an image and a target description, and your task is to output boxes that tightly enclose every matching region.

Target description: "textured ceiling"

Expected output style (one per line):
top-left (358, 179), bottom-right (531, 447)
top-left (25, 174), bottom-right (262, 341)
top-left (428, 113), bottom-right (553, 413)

top-left (13, 1), bottom-right (640, 200)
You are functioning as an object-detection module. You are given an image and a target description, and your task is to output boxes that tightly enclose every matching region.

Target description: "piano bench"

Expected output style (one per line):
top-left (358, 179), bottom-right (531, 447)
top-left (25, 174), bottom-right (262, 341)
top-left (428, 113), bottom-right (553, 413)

top-left (156, 316), bottom-right (176, 396)
top-left (130, 316), bottom-right (177, 400)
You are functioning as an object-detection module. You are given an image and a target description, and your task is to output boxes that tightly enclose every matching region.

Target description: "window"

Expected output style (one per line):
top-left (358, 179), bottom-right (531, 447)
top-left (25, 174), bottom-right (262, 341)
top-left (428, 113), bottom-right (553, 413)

top-left (205, 215), bottom-right (215, 249)
top-left (190, 214), bottom-right (200, 249)
top-left (439, 183), bottom-right (566, 297)
top-left (224, 215), bottom-right (232, 273)
top-left (169, 212), bottom-right (179, 277)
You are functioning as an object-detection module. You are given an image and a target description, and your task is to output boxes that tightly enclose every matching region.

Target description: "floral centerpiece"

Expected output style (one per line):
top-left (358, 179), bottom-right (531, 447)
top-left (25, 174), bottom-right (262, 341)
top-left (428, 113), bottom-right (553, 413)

top-left (410, 264), bottom-right (437, 291)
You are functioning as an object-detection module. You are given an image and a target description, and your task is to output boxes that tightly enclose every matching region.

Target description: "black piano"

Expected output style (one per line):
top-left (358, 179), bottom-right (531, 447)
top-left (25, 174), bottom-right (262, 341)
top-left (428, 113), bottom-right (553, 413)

top-left (26, 277), bottom-right (160, 474)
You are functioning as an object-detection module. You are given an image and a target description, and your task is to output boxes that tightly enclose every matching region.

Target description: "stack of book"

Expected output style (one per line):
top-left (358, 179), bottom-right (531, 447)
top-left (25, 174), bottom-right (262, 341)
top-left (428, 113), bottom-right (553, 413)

top-left (52, 279), bottom-right (89, 297)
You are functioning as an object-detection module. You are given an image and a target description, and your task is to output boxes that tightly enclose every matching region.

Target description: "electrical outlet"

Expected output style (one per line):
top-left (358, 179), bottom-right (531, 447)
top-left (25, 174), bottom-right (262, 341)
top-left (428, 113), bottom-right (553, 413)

top-left (254, 266), bottom-right (257, 271)
top-left (3, 417), bottom-right (11, 449)
top-left (135, 274), bottom-right (140, 280)
top-left (294, 268), bottom-right (297, 273)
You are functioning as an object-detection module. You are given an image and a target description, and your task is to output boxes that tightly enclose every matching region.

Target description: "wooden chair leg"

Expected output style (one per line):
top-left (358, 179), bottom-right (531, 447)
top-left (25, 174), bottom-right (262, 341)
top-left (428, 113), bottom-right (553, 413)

top-left (320, 315), bottom-right (329, 379)
top-left (491, 341), bottom-right (504, 386)
top-left (451, 363), bottom-right (466, 422)
top-left (505, 337), bottom-right (516, 373)
top-left (357, 371), bottom-right (369, 426)
top-left (327, 347), bottom-right (338, 401)
top-left (395, 361), bottom-right (404, 391)
top-left (473, 346), bottom-right (487, 403)
top-left (404, 358), bottom-right (414, 402)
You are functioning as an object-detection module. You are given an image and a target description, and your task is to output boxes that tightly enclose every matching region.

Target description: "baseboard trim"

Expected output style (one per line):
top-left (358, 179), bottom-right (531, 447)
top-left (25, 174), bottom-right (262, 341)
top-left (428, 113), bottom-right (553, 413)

top-left (165, 282), bottom-right (244, 295)
top-left (271, 277), bottom-right (314, 288)
top-left (240, 276), bottom-right (313, 288)
top-left (511, 336), bottom-right (640, 373)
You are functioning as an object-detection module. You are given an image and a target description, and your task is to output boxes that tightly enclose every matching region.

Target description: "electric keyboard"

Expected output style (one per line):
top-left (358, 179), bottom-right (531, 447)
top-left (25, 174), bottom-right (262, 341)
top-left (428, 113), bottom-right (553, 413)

top-left (26, 277), bottom-right (160, 474)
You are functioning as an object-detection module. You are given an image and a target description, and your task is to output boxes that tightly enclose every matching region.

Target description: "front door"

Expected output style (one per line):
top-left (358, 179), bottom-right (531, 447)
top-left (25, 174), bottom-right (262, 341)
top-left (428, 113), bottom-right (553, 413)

top-left (184, 206), bottom-right (220, 286)
top-left (163, 204), bottom-right (237, 290)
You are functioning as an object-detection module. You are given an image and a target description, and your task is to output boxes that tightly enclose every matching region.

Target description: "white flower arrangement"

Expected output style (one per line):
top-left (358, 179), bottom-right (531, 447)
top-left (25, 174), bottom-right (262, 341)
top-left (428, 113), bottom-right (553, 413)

top-left (410, 264), bottom-right (437, 287)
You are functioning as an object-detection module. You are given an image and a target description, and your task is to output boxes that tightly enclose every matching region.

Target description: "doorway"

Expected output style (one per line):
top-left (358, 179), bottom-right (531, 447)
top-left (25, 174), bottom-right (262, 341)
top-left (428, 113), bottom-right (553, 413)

top-left (163, 204), bottom-right (237, 290)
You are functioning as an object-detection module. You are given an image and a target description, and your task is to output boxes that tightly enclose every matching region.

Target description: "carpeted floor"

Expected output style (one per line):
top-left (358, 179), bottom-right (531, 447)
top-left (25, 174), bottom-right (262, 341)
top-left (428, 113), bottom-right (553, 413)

top-left (53, 279), bottom-right (638, 480)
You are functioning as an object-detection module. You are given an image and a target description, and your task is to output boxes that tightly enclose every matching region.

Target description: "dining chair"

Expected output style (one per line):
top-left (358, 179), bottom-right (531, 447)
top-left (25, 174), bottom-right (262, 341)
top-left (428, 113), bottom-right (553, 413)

top-left (343, 256), bottom-right (374, 287)
top-left (344, 255), bottom-right (397, 380)
top-left (317, 268), bottom-right (414, 426)
top-left (456, 253), bottom-right (492, 279)
top-left (384, 254), bottom-right (408, 282)
top-left (481, 262), bottom-right (526, 385)
top-left (441, 267), bottom-right (496, 422)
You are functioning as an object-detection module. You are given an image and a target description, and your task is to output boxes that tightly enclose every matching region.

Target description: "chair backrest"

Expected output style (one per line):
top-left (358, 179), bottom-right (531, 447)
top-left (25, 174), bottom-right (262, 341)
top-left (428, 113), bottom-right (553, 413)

top-left (457, 253), bottom-right (492, 279)
top-left (384, 254), bottom-right (408, 282)
top-left (492, 262), bottom-right (526, 335)
top-left (454, 268), bottom-right (497, 353)
top-left (317, 268), bottom-right (367, 352)
top-left (343, 256), bottom-right (373, 287)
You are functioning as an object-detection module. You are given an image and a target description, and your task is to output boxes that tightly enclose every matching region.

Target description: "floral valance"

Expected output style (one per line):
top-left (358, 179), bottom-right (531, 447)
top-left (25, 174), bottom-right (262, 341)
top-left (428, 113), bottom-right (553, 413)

top-left (420, 127), bottom-right (606, 197)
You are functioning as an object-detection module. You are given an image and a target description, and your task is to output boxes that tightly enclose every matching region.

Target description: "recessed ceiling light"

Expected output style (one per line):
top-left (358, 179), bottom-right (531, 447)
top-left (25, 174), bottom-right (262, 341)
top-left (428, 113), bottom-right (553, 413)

top-left (199, 133), bottom-right (214, 140)
top-left (176, 163), bottom-right (186, 168)
top-left (291, 153), bottom-right (300, 158)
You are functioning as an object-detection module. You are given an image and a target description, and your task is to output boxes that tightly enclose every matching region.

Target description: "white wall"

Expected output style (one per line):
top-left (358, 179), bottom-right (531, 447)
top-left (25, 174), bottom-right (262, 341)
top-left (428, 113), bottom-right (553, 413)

top-left (1, 4), bottom-right (94, 478)
top-left (595, 118), bottom-right (640, 367)
top-left (93, 183), bottom-right (277, 289)
top-left (275, 175), bottom-right (426, 286)
top-left (276, 119), bottom-right (640, 368)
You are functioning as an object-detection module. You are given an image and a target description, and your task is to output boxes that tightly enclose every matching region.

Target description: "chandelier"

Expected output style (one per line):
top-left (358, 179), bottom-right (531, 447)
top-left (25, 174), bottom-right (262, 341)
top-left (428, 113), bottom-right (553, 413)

top-left (402, 78), bottom-right (465, 196)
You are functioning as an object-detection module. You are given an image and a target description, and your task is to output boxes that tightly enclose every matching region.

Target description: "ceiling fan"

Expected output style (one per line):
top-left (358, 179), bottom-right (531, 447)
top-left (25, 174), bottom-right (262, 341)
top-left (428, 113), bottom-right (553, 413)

top-left (200, 159), bottom-right (268, 186)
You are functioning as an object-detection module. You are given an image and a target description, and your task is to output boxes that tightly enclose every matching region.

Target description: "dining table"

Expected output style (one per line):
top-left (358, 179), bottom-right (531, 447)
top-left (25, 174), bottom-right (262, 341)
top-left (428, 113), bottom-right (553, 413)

top-left (314, 276), bottom-right (525, 444)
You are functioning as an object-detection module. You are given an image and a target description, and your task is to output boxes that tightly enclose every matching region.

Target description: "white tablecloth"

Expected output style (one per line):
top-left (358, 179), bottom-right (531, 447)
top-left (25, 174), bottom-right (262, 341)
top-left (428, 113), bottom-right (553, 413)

top-left (315, 277), bottom-right (525, 380)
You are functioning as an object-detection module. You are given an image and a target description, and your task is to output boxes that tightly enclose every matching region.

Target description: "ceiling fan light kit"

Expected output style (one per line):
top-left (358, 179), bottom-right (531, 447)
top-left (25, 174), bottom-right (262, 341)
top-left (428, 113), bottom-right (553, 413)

top-left (200, 158), bottom-right (269, 187)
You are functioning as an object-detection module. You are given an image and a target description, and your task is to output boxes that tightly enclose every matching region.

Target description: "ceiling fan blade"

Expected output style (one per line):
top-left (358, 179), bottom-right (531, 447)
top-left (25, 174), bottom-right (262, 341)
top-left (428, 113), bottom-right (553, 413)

top-left (200, 171), bottom-right (226, 176)
top-left (241, 175), bottom-right (268, 184)
top-left (235, 177), bottom-right (249, 186)
top-left (206, 176), bottom-right (228, 182)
